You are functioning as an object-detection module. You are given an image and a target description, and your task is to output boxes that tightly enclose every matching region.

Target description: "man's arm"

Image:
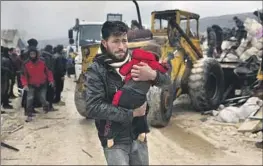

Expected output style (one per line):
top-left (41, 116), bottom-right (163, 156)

top-left (152, 71), bottom-right (171, 87)
top-left (44, 63), bottom-right (54, 83)
top-left (85, 64), bottom-right (133, 124)
top-left (131, 62), bottom-right (171, 87)
top-left (20, 63), bottom-right (28, 87)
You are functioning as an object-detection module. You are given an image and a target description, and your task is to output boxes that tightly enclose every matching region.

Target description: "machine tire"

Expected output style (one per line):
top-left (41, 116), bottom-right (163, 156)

top-left (74, 73), bottom-right (88, 117)
top-left (188, 58), bottom-right (224, 112)
top-left (147, 84), bottom-right (175, 128)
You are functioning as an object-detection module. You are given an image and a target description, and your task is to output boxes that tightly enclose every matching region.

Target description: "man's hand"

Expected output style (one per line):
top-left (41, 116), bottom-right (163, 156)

top-left (133, 102), bottom-right (147, 117)
top-left (23, 86), bottom-right (29, 91)
top-left (49, 82), bottom-right (55, 88)
top-left (131, 62), bottom-right (157, 81)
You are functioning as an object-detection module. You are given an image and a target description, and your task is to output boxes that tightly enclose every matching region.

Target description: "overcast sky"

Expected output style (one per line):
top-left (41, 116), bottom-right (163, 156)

top-left (1, 1), bottom-right (262, 40)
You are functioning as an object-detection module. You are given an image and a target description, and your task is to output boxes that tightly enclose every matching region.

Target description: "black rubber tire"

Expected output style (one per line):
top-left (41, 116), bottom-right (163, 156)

top-left (188, 58), bottom-right (224, 112)
top-left (74, 73), bottom-right (87, 117)
top-left (147, 84), bottom-right (175, 128)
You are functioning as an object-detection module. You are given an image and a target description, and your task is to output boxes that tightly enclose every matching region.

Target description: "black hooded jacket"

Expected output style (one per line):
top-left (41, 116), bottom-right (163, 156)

top-left (53, 45), bottom-right (67, 77)
top-left (41, 45), bottom-right (55, 73)
top-left (1, 48), bottom-right (14, 80)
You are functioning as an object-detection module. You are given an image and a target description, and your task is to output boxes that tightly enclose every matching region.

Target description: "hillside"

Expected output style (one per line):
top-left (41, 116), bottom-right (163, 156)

top-left (198, 12), bottom-right (259, 33)
top-left (37, 11), bottom-right (261, 48)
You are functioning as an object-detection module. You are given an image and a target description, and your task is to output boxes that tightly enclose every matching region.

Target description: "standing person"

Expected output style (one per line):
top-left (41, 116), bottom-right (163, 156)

top-left (8, 47), bottom-right (18, 98)
top-left (1, 47), bottom-right (14, 109)
top-left (66, 39), bottom-right (77, 78)
top-left (22, 38), bottom-right (42, 108)
top-left (21, 46), bottom-right (54, 122)
top-left (84, 21), bottom-right (170, 165)
top-left (233, 16), bottom-right (247, 45)
top-left (53, 45), bottom-right (67, 105)
top-left (41, 45), bottom-right (57, 111)
top-left (16, 50), bottom-right (24, 96)
top-left (206, 27), bottom-right (217, 58)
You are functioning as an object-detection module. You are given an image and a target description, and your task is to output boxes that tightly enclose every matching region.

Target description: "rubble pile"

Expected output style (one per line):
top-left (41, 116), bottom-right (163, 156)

top-left (202, 17), bottom-right (263, 61)
top-left (221, 17), bottom-right (262, 61)
top-left (237, 18), bottom-right (263, 61)
top-left (215, 97), bottom-right (263, 123)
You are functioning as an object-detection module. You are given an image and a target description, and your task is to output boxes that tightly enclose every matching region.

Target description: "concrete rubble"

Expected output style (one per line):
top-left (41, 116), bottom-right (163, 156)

top-left (215, 97), bottom-right (263, 123)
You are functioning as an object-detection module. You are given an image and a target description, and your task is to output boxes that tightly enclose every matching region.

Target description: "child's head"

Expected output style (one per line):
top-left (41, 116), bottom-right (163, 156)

top-left (141, 42), bottom-right (162, 61)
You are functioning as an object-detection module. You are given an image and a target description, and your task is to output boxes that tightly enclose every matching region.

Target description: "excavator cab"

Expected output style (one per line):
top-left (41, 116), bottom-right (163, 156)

top-left (151, 10), bottom-right (203, 61)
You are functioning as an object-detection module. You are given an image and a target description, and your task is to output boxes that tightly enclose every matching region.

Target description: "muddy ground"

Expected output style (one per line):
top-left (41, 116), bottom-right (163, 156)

top-left (1, 78), bottom-right (262, 165)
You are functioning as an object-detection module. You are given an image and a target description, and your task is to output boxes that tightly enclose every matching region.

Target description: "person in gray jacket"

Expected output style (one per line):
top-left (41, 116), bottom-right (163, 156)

top-left (207, 27), bottom-right (217, 58)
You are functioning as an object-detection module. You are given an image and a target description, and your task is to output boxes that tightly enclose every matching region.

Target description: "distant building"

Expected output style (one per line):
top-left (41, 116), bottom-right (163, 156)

top-left (1, 29), bottom-right (26, 50)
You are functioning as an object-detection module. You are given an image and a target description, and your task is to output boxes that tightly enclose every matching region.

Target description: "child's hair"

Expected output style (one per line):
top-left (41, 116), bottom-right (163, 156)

top-left (141, 42), bottom-right (162, 60)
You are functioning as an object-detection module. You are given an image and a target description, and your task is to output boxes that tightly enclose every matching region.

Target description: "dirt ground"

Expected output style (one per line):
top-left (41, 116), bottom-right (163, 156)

top-left (1, 78), bottom-right (262, 165)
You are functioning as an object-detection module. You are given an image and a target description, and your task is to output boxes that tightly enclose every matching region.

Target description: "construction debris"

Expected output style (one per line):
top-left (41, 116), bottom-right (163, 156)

top-left (1, 142), bottom-right (19, 152)
top-left (215, 97), bottom-right (263, 123)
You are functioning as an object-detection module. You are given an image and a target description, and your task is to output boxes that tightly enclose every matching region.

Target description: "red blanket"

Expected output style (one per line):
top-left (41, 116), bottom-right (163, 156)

top-left (120, 49), bottom-right (167, 82)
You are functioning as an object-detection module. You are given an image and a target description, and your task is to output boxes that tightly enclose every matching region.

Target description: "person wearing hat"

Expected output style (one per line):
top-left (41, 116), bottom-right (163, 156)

top-left (20, 38), bottom-right (43, 110)
top-left (84, 21), bottom-right (170, 165)
top-left (21, 46), bottom-right (54, 122)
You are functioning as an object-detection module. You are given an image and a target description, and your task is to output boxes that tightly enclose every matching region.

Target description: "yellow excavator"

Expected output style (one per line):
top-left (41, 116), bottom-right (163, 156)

top-left (74, 1), bottom-right (225, 128)
top-left (146, 9), bottom-right (225, 127)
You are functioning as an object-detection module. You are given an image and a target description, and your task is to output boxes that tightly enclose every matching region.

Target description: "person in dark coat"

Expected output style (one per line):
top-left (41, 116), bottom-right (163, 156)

top-left (233, 16), bottom-right (247, 45)
top-left (53, 45), bottom-right (67, 105)
top-left (8, 47), bottom-right (22, 98)
top-left (253, 10), bottom-right (263, 23)
top-left (207, 27), bottom-right (217, 58)
top-left (40, 45), bottom-right (57, 111)
top-left (84, 21), bottom-right (170, 165)
top-left (21, 46), bottom-right (54, 122)
top-left (1, 47), bottom-right (14, 109)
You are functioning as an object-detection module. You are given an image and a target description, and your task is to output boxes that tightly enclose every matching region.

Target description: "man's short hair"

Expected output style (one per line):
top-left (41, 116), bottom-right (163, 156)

top-left (56, 45), bottom-right (64, 53)
top-left (101, 21), bottom-right (129, 40)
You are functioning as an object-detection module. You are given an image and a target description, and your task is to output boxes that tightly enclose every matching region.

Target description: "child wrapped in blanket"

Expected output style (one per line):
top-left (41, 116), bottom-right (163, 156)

top-left (108, 42), bottom-right (169, 147)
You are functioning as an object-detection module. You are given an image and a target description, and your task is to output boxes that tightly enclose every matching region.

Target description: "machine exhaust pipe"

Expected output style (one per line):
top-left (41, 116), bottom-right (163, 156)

top-left (132, 0), bottom-right (143, 29)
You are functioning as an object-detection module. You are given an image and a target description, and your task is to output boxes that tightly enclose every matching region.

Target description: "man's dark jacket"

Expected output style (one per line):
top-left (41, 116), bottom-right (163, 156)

top-left (53, 53), bottom-right (67, 78)
top-left (41, 51), bottom-right (55, 73)
top-left (84, 53), bottom-right (170, 147)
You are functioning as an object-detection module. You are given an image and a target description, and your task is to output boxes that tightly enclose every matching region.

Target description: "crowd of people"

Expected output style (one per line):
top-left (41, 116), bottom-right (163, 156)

top-left (1, 38), bottom-right (68, 122)
top-left (206, 16), bottom-right (247, 58)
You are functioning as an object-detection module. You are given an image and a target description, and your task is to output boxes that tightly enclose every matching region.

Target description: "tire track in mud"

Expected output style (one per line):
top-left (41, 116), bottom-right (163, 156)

top-left (158, 120), bottom-right (226, 159)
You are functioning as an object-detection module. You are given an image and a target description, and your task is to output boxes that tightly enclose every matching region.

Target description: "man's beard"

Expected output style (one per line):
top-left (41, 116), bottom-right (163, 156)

top-left (107, 50), bottom-right (129, 63)
top-left (30, 57), bottom-right (37, 62)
